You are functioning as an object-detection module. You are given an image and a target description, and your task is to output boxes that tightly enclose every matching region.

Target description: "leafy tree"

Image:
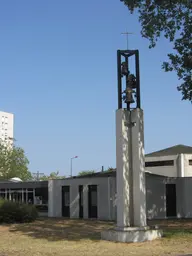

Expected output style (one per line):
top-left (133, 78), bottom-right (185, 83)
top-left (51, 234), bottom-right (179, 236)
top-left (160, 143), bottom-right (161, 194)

top-left (121, 0), bottom-right (192, 101)
top-left (78, 170), bottom-right (95, 176)
top-left (105, 167), bottom-right (115, 172)
top-left (0, 140), bottom-right (31, 181)
top-left (40, 171), bottom-right (65, 180)
top-left (78, 168), bottom-right (115, 176)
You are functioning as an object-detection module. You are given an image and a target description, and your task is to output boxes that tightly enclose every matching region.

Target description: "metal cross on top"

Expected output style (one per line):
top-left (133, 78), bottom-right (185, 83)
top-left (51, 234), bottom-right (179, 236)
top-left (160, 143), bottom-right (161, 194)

top-left (121, 31), bottom-right (134, 50)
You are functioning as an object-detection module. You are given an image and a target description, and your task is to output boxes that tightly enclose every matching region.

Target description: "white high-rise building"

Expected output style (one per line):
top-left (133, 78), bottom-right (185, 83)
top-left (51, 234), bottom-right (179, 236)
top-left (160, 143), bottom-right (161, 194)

top-left (0, 111), bottom-right (14, 144)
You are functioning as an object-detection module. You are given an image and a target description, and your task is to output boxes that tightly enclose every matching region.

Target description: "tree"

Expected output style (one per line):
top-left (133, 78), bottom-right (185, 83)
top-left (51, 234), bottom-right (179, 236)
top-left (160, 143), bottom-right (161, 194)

top-left (121, 0), bottom-right (192, 101)
top-left (104, 167), bottom-right (115, 172)
top-left (0, 140), bottom-right (31, 181)
top-left (40, 171), bottom-right (66, 180)
top-left (78, 170), bottom-right (95, 176)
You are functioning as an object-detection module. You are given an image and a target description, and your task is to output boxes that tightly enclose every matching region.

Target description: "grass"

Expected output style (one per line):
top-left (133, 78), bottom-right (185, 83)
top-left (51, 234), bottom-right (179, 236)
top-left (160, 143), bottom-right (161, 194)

top-left (0, 218), bottom-right (192, 255)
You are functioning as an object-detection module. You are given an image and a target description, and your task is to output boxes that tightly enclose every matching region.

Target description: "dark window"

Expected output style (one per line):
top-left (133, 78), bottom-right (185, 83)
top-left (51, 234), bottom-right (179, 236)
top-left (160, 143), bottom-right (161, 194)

top-left (35, 187), bottom-right (48, 204)
top-left (145, 160), bottom-right (174, 167)
top-left (189, 160), bottom-right (192, 165)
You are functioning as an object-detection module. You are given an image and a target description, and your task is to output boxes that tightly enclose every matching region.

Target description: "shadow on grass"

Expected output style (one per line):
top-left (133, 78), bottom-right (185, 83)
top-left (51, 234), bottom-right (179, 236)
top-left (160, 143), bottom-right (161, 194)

top-left (8, 218), bottom-right (114, 242)
top-left (7, 218), bottom-right (192, 242)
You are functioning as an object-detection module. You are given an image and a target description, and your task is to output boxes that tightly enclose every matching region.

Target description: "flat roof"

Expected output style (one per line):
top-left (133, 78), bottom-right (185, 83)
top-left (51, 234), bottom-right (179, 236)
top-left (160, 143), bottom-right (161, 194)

top-left (63, 169), bottom-right (165, 180)
top-left (0, 171), bottom-right (166, 188)
top-left (0, 180), bottom-right (48, 189)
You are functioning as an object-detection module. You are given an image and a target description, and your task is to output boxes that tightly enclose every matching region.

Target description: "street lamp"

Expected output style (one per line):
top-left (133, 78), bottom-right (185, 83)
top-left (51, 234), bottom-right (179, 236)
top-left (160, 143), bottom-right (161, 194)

top-left (70, 156), bottom-right (78, 177)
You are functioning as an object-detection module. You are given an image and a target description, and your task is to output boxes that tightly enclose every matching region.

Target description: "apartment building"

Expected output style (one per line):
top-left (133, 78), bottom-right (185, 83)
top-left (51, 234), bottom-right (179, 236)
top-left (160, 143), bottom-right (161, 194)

top-left (0, 111), bottom-right (14, 144)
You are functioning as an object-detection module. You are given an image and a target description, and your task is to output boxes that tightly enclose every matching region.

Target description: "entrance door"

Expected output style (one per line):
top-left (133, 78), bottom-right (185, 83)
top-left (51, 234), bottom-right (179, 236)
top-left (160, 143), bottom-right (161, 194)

top-left (166, 184), bottom-right (177, 217)
top-left (62, 186), bottom-right (70, 217)
top-left (88, 185), bottom-right (98, 218)
top-left (79, 185), bottom-right (83, 218)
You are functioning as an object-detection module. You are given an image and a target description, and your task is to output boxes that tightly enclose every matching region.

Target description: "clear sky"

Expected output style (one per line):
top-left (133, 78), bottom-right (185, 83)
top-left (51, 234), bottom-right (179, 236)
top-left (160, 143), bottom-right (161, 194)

top-left (0, 0), bottom-right (191, 177)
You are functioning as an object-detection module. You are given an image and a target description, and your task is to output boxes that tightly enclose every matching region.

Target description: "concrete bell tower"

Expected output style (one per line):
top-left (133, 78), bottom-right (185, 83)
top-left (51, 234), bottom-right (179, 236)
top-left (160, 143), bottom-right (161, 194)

top-left (101, 50), bottom-right (162, 243)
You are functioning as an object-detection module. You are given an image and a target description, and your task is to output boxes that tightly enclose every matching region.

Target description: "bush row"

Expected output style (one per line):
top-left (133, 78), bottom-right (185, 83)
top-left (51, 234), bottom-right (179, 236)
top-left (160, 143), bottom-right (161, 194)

top-left (0, 200), bottom-right (38, 223)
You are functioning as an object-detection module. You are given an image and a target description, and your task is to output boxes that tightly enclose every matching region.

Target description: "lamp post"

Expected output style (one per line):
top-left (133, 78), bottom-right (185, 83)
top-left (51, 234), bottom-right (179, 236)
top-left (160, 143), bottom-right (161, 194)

top-left (70, 156), bottom-right (78, 177)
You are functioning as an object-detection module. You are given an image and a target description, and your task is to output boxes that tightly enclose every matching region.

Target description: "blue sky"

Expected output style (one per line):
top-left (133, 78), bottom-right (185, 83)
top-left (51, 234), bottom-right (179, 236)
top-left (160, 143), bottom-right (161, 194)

top-left (0, 0), bottom-right (191, 177)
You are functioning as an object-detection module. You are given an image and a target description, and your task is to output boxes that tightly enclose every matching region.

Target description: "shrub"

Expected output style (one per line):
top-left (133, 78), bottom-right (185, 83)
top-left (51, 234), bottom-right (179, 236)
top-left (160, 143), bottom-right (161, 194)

top-left (0, 200), bottom-right (38, 223)
top-left (35, 204), bottom-right (48, 212)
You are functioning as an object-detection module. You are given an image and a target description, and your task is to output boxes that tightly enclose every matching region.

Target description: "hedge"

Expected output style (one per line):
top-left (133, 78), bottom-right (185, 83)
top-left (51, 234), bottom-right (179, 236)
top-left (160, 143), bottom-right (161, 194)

top-left (0, 200), bottom-right (38, 223)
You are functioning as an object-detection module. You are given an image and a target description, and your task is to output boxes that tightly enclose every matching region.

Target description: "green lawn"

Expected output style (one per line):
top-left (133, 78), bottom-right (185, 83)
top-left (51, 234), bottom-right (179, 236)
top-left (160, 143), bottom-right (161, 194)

top-left (0, 218), bottom-right (192, 256)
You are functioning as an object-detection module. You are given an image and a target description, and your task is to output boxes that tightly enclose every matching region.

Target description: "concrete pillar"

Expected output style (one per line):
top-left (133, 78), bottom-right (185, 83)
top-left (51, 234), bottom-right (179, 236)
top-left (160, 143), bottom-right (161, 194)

top-left (116, 108), bottom-right (147, 228)
top-left (5, 189), bottom-right (7, 200)
top-left (131, 108), bottom-right (147, 227)
top-left (83, 185), bottom-right (89, 219)
top-left (116, 109), bottom-right (133, 228)
top-left (108, 177), bottom-right (112, 221)
top-left (48, 180), bottom-right (54, 217)
top-left (9, 189), bottom-right (11, 201)
top-left (178, 154), bottom-right (185, 177)
top-left (22, 189), bottom-right (24, 203)
top-left (70, 186), bottom-right (79, 218)
top-left (48, 180), bottom-right (62, 218)
top-left (33, 189), bottom-right (35, 204)
top-left (102, 108), bottom-right (163, 242)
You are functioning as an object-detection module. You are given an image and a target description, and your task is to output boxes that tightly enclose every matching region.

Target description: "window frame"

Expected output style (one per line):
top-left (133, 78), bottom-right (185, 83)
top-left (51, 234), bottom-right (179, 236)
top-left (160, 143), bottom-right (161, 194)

top-left (145, 160), bottom-right (174, 167)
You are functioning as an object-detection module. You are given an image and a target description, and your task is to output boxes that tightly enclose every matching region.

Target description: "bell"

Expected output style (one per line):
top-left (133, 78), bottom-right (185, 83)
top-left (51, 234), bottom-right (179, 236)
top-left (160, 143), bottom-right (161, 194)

top-left (127, 74), bottom-right (137, 89)
top-left (121, 62), bottom-right (128, 76)
top-left (125, 87), bottom-right (135, 104)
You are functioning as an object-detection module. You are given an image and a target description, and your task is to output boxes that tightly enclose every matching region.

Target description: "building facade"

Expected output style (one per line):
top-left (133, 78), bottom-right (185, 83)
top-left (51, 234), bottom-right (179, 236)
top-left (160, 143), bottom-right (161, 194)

top-left (1, 172), bottom-right (192, 221)
top-left (48, 171), bottom-right (192, 221)
top-left (145, 145), bottom-right (192, 177)
top-left (0, 111), bottom-right (14, 144)
top-left (1, 144), bottom-right (192, 221)
top-left (48, 172), bottom-right (116, 220)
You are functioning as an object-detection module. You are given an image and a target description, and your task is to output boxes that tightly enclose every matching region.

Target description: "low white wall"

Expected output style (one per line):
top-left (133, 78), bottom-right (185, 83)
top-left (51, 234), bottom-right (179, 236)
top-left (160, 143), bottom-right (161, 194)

top-left (146, 175), bottom-right (166, 219)
top-left (48, 176), bottom-right (113, 220)
top-left (48, 174), bottom-right (192, 221)
top-left (146, 175), bottom-right (188, 219)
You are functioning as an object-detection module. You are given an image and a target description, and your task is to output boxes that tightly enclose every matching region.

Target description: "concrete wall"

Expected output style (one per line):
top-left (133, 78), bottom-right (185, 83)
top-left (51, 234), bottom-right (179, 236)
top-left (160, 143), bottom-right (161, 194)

top-left (48, 176), bottom-right (114, 220)
top-left (145, 155), bottom-right (179, 177)
top-left (48, 174), bottom-right (192, 221)
top-left (106, 174), bottom-right (179, 221)
top-left (146, 175), bottom-right (166, 219)
top-left (146, 175), bottom-right (187, 219)
top-left (182, 177), bottom-right (192, 218)
top-left (184, 154), bottom-right (192, 177)
top-left (109, 176), bottom-right (116, 221)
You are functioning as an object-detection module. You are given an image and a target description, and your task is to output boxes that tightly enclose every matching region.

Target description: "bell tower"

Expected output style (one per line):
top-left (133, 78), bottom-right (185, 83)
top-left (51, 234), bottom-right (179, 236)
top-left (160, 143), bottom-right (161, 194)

top-left (101, 49), bottom-right (163, 242)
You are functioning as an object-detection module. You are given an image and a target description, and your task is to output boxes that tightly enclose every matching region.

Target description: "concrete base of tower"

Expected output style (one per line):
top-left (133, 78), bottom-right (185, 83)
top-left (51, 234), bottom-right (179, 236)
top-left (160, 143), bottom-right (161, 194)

top-left (101, 226), bottom-right (163, 243)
